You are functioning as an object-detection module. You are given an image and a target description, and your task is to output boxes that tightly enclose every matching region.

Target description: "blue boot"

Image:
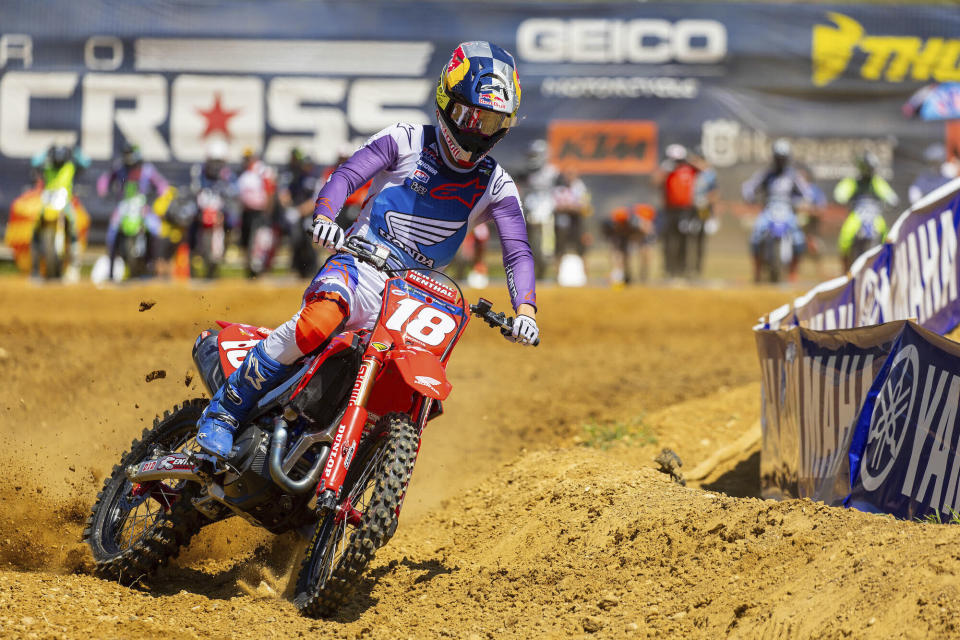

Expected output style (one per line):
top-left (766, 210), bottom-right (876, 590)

top-left (196, 342), bottom-right (291, 458)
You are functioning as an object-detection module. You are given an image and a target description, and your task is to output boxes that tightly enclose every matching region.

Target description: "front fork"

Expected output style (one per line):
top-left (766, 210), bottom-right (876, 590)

top-left (316, 353), bottom-right (383, 510)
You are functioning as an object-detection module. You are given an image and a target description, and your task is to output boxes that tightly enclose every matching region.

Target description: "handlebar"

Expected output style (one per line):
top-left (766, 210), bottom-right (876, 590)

top-left (340, 236), bottom-right (394, 271)
top-left (470, 298), bottom-right (540, 347)
top-left (341, 239), bottom-right (539, 347)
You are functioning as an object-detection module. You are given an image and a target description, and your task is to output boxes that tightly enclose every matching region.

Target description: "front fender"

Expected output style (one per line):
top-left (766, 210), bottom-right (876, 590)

top-left (388, 346), bottom-right (452, 400)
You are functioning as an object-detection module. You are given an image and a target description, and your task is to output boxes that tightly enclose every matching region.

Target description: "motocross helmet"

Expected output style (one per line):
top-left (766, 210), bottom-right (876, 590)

top-left (48, 145), bottom-right (71, 169)
top-left (435, 42), bottom-right (521, 168)
top-left (121, 142), bottom-right (142, 169)
top-left (772, 138), bottom-right (791, 170)
top-left (856, 151), bottom-right (879, 177)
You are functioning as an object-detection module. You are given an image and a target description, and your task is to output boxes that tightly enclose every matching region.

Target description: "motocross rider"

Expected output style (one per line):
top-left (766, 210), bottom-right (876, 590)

top-left (97, 143), bottom-right (173, 278)
top-left (196, 42), bottom-right (539, 458)
top-left (835, 151), bottom-right (899, 270)
top-left (741, 139), bottom-right (813, 282)
top-left (30, 144), bottom-right (90, 278)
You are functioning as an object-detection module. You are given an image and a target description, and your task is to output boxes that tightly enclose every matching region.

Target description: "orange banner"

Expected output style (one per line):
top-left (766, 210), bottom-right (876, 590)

top-left (548, 120), bottom-right (658, 175)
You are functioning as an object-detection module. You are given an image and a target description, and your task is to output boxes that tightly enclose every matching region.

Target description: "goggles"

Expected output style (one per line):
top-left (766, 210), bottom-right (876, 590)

top-left (447, 101), bottom-right (514, 137)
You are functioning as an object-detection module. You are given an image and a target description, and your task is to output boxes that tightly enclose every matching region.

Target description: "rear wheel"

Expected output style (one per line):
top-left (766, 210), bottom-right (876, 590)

top-left (294, 413), bottom-right (419, 618)
top-left (40, 226), bottom-right (62, 279)
top-left (84, 399), bottom-right (209, 584)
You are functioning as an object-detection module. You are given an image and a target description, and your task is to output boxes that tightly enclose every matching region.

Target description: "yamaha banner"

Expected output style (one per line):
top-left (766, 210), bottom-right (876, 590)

top-left (756, 322), bottom-right (901, 504)
top-left (1, 1), bottom-right (959, 237)
top-left (847, 322), bottom-right (960, 520)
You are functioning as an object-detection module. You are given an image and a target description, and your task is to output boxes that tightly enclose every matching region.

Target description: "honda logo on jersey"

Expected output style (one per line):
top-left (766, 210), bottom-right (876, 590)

top-left (380, 211), bottom-right (465, 267)
top-left (430, 177), bottom-right (486, 207)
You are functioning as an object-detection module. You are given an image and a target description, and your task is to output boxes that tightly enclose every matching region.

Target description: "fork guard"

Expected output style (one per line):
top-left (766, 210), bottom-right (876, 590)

top-left (388, 346), bottom-right (452, 400)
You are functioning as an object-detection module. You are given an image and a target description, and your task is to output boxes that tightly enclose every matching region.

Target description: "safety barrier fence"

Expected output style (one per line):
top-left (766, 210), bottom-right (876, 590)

top-left (756, 179), bottom-right (960, 519)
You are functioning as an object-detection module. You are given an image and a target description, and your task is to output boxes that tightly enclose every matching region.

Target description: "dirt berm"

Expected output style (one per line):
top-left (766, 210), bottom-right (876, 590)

top-left (1, 280), bottom-right (958, 639)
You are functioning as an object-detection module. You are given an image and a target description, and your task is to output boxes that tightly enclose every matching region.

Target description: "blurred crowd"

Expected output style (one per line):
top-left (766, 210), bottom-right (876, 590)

top-left (13, 135), bottom-right (960, 286)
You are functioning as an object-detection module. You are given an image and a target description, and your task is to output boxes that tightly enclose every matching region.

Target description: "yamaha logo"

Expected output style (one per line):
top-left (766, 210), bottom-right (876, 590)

top-left (860, 344), bottom-right (919, 491)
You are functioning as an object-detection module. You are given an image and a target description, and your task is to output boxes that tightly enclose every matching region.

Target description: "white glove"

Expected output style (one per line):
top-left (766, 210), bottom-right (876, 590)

top-left (507, 314), bottom-right (539, 346)
top-left (312, 217), bottom-right (345, 250)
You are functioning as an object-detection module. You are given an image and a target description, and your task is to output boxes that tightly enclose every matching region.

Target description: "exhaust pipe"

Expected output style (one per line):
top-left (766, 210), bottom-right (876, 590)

top-left (269, 416), bottom-right (327, 494)
top-left (126, 452), bottom-right (204, 484)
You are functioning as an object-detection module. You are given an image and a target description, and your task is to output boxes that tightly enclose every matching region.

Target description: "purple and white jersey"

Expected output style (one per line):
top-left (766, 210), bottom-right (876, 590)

top-left (315, 123), bottom-right (536, 310)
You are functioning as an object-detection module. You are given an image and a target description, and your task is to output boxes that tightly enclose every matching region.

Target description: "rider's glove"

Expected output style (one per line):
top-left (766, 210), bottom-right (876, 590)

top-left (507, 314), bottom-right (539, 346)
top-left (312, 216), bottom-right (345, 251)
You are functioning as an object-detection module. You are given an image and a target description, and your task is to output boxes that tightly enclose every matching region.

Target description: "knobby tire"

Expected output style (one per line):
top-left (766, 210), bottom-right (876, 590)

top-left (83, 398), bottom-right (208, 585)
top-left (294, 412), bottom-right (419, 618)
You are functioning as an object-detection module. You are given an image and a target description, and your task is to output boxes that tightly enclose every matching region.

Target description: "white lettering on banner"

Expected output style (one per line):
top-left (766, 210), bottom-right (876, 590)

top-left (81, 74), bottom-right (169, 160)
top-left (0, 34), bottom-right (33, 68)
top-left (347, 79), bottom-right (431, 133)
top-left (540, 76), bottom-right (699, 100)
top-left (901, 366), bottom-right (960, 508)
top-left (891, 211), bottom-right (959, 324)
top-left (700, 119), bottom-right (895, 180)
top-left (516, 18), bottom-right (727, 64)
top-left (0, 72), bottom-right (78, 156)
top-left (264, 77), bottom-right (348, 166)
top-left (84, 36), bottom-right (123, 71)
top-left (800, 353), bottom-right (873, 483)
top-left (805, 303), bottom-right (855, 331)
top-left (0, 37), bottom-right (433, 164)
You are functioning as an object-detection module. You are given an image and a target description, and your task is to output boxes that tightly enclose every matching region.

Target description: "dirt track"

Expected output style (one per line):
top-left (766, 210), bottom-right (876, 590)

top-left (2, 279), bottom-right (959, 639)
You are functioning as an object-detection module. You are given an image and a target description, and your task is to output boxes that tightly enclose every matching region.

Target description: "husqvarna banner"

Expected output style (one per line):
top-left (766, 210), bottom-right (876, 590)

top-left (1, 1), bottom-right (959, 235)
top-left (756, 322), bottom-right (902, 504)
top-left (847, 322), bottom-right (960, 520)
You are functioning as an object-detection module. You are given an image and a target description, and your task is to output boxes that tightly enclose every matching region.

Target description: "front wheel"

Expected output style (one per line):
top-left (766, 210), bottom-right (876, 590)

top-left (294, 413), bottom-right (419, 618)
top-left (84, 399), bottom-right (209, 584)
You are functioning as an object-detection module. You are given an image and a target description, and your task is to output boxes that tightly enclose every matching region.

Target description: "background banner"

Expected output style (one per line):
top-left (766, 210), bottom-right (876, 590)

top-left (756, 322), bottom-right (901, 503)
top-left (0, 1), bottom-right (958, 239)
top-left (847, 322), bottom-right (960, 520)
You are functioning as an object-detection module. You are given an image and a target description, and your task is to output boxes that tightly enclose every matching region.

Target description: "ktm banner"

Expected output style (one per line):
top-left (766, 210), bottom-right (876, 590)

top-left (0, 1), bottom-right (958, 239)
top-left (547, 121), bottom-right (657, 175)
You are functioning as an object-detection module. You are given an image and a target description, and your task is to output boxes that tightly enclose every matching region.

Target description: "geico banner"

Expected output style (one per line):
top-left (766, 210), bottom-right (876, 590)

top-left (0, 1), bottom-right (959, 231)
top-left (847, 322), bottom-right (960, 520)
top-left (756, 322), bottom-right (901, 504)
top-left (758, 179), bottom-right (960, 335)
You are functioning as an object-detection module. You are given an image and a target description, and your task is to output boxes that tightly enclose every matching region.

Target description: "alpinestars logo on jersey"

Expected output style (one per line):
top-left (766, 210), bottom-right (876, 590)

top-left (380, 211), bottom-right (465, 267)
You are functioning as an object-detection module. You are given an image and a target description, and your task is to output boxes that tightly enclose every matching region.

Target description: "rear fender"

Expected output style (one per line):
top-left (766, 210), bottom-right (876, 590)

top-left (387, 346), bottom-right (451, 401)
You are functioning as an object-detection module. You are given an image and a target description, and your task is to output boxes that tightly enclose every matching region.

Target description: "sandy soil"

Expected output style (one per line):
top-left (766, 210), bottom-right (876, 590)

top-left (2, 279), bottom-right (957, 639)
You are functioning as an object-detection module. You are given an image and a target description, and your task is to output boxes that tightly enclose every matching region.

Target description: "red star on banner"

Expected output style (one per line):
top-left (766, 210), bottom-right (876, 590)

top-left (196, 93), bottom-right (240, 139)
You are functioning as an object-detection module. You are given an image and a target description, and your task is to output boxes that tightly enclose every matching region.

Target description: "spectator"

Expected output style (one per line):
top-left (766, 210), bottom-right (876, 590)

top-left (690, 148), bottom-right (718, 278)
top-left (909, 144), bottom-right (960, 205)
top-left (654, 144), bottom-right (699, 279)
top-left (278, 148), bottom-right (320, 278)
top-left (237, 148), bottom-right (278, 277)
top-left (516, 139), bottom-right (560, 279)
top-left (553, 170), bottom-right (591, 286)
top-left (605, 202), bottom-right (655, 286)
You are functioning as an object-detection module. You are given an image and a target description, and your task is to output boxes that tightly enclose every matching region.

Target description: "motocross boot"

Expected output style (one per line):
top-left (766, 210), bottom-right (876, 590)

top-left (196, 342), bottom-right (291, 458)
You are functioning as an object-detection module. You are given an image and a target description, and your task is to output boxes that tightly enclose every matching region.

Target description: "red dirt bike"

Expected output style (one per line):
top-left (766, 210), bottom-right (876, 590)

top-left (83, 236), bottom-right (536, 617)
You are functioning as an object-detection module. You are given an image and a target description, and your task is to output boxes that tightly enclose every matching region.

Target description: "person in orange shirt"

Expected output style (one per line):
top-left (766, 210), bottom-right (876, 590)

top-left (605, 203), bottom-right (655, 285)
